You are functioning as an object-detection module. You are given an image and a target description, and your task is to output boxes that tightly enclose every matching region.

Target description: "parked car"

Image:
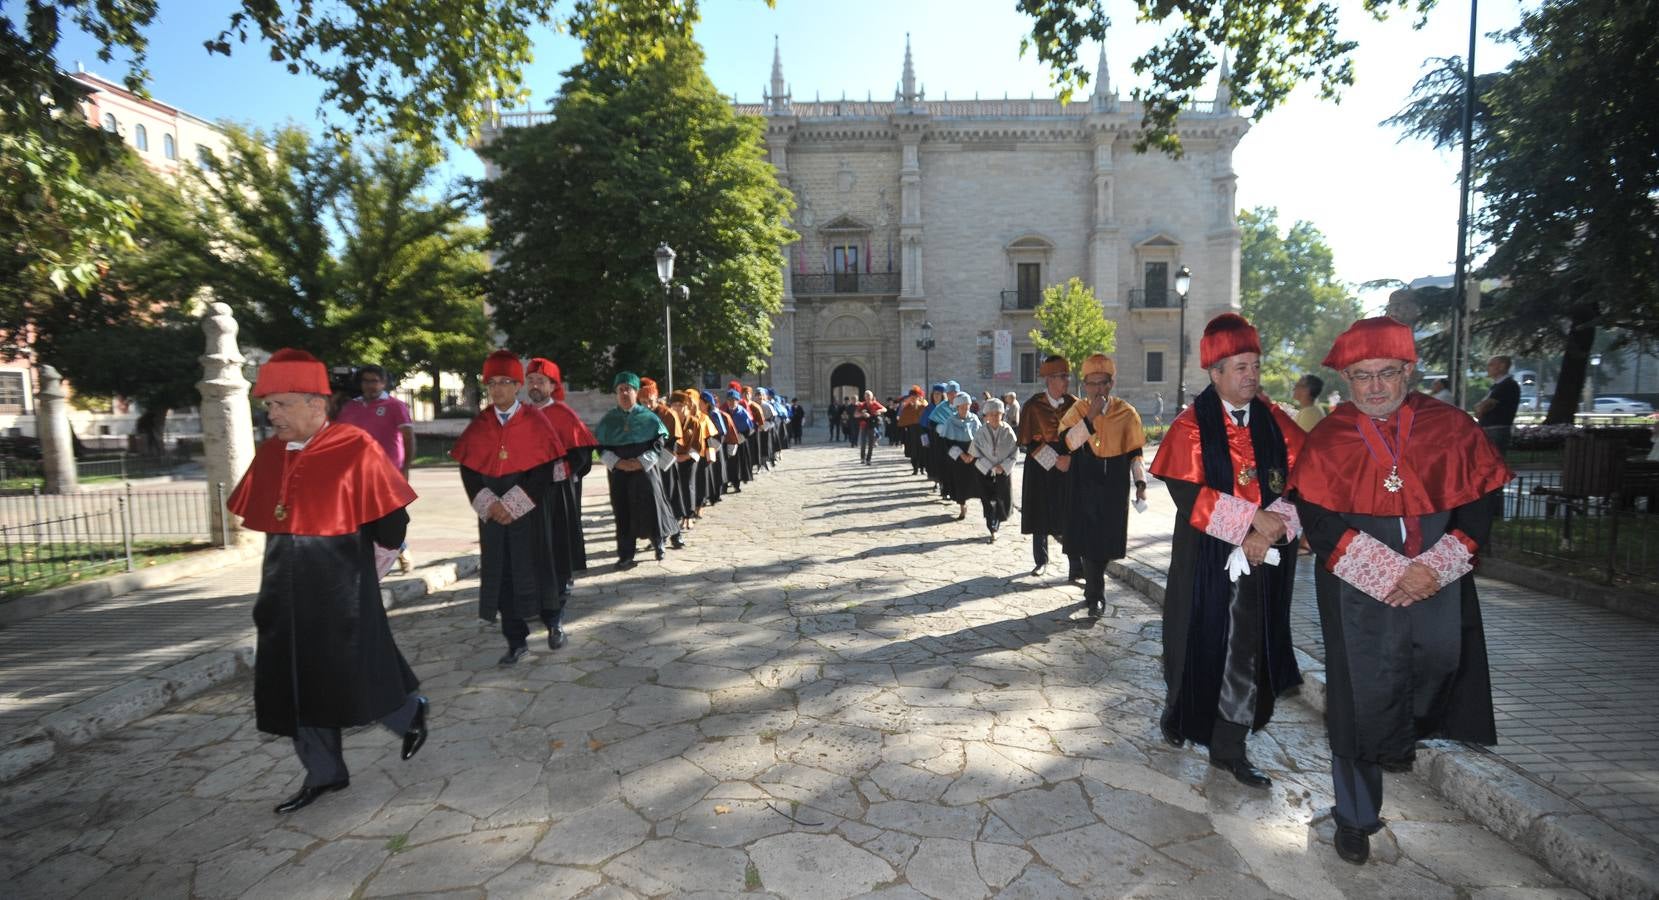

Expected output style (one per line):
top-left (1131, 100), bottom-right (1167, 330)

top-left (1591, 396), bottom-right (1654, 415)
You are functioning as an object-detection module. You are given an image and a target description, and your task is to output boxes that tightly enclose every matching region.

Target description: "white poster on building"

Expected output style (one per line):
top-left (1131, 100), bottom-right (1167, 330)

top-left (993, 330), bottom-right (1013, 380)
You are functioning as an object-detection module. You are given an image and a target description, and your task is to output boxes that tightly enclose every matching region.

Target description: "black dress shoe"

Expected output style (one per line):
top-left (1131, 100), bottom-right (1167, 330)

top-left (1211, 757), bottom-right (1272, 788)
top-left (1086, 598), bottom-right (1104, 616)
top-left (1030, 564), bottom-right (1048, 577)
top-left (653, 544), bottom-right (666, 561)
top-left (274, 780), bottom-right (349, 814)
top-left (548, 627), bottom-right (567, 650)
top-left (616, 557), bottom-right (637, 571)
top-left (1159, 724), bottom-right (1185, 748)
top-left (670, 535), bottom-right (686, 550)
top-left (498, 645), bottom-right (529, 666)
top-left (401, 696), bottom-right (429, 760)
top-left (1334, 824), bottom-right (1370, 864)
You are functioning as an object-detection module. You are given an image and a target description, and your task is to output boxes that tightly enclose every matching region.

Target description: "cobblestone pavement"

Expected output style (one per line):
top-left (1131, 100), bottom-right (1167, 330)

top-left (1120, 475), bottom-right (1659, 850)
top-left (0, 445), bottom-right (1583, 898)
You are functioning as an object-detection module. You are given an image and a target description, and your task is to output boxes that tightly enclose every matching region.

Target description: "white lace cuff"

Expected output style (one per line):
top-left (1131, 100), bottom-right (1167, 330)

top-left (1415, 532), bottom-right (1475, 588)
top-left (500, 486), bottom-right (536, 520)
top-left (1330, 530), bottom-right (1413, 602)
top-left (1203, 491), bottom-right (1258, 546)
top-left (1266, 497), bottom-right (1302, 541)
top-left (471, 488), bottom-right (500, 520)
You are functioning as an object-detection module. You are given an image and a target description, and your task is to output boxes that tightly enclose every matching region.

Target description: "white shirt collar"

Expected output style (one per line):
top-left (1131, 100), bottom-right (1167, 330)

top-left (286, 422), bottom-right (326, 451)
top-left (1222, 397), bottom-right (1250, 426)
top-left (1045, 392), bottom-right (1063, 407)
top-left (495, 400), bottom-right (521, 424)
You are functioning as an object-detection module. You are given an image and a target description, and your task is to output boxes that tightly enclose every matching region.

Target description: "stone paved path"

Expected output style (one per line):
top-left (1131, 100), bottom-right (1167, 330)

top-left (0, 445), bottom-right (1582, 898)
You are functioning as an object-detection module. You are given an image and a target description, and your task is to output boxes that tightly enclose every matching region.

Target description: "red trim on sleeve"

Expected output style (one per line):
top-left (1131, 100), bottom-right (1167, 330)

top-left (1447, 528), bottom-right (1479, 555)
top-left (1190, 486), bottom-right (1219, 533)
top-left (1326, 528), bottom-right (1359, 573)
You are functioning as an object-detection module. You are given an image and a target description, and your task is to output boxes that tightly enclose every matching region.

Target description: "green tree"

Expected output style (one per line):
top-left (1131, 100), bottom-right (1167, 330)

top-left (1017, 0), bottom-right (1436, 154)
top-left (1029, 277), bottom-right (1118, 374)
top-left (1, 0), bottom-right (708, 302)
top-left (1387, 0), bottom-right (1659, 422)
top-left (181, 126), bottom-right (492, 379)
top-left (480, 32), bottom-right (795, 387)
top-left (1237, 206), bottom-right (1361, 398)
top-left (27, 152), bottom-right (206, 453)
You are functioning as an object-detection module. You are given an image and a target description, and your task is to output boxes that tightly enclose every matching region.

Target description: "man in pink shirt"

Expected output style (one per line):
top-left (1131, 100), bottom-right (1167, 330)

top-left (336, 365), bottom-right (416, 571)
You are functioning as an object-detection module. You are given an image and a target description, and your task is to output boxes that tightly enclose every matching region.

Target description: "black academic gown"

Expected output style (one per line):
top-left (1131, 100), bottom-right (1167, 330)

top-left (463, 463), bottom-right (560, 623)
top-left (605, 439), bottom-right (680, 554)
top-left (548, 446), bottom-right (593, 577)
top-left (1063, 447), bottom-right (1140, 563)
top-left (1161, 477), bottom-right (1301, 747)
top-left (253, 511), bottom-right (418, 737)
top-left (1295, 496), bottom-right (1498, 764)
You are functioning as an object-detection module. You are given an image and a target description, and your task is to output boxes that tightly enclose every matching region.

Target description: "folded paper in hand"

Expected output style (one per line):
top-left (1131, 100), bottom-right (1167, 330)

top-left (947, 446), bottom-right (963, 461)
top-left (1032, 444), bottom-right (1059, 470)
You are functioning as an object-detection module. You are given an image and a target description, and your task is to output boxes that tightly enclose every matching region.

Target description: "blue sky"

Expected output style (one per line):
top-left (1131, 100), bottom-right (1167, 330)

top-left (49, 0), bottom-right (1528, 309)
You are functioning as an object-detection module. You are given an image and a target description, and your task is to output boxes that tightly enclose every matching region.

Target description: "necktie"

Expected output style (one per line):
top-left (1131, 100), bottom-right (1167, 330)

top-left (1232, 410), bottom-right (1247, 427)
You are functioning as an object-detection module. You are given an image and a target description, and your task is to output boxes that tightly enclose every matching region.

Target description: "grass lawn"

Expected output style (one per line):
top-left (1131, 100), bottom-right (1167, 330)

top-left (0, 540), bottom-right (211, 599)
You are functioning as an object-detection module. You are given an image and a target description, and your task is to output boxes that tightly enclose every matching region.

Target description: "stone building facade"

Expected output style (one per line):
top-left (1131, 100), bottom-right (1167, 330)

top-left (744, 39), bottom-right (1249, 413)
top-left (479, 39), bottom-right (1248, 414)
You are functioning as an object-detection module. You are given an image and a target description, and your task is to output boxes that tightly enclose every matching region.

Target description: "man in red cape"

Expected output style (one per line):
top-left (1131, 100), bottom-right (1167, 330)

top-left (1288, 316), bottom-right (1511, 865)
top-left (1149, 313), bottom-right (1305, 789)
top-left (525, 357), bottom-right (598, 594)
top-left (228, 349), bottom-right (427, 814)
top-left (451, 351), bottom-right (570, 664)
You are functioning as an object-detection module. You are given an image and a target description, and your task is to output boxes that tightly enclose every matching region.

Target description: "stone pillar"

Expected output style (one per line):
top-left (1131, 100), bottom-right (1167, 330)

top-left (35, 366), bottom-right (77, 494)
top-left (196, 302), bottom-right (257, 546)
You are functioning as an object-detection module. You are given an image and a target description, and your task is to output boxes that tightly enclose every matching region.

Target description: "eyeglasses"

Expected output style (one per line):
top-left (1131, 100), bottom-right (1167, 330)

top-left (486, 378), bottom-right (519, 388)
top-left (1083, 377), bottom-right (1113, 387)
top-left (1345, 367), bottom-right (1405, 385)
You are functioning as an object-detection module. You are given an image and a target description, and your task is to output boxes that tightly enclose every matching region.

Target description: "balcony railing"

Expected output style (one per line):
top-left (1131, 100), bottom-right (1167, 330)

top-left (1128, 288), bottom-right (1176, 309)
top-left (1001, 289), bottom-right (1041, 311)
top-left (792, 272), bottom-right (902, 295)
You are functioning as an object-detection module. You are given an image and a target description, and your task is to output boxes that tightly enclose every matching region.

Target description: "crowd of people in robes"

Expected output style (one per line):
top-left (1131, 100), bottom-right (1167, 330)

top-left (845, 313), bottom-right (1511, 868)
top-left (235, 318), bottom-right (1512, 870)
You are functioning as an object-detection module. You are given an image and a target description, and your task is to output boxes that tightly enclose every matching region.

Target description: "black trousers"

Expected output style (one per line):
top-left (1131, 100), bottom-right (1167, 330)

top-left (293, 693), bottom-right (422, 787)
top-left (1332, 754), bottom-right (1384, 833)
top-left (1209, 718), bottom-right (1250, 763)
top-left (498, 560), bottom-right (561, 650)
top-left (1032, 534), bottom-right (1080, 576)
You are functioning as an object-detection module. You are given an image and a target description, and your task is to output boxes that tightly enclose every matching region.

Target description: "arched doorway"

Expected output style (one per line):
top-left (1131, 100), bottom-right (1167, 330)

top-left (830, 362), bottom-right (866, 404)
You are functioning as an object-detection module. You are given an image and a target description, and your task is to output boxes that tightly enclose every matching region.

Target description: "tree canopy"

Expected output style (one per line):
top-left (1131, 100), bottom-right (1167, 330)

top-left (1237, 206), bottom-right (1360, 399)
top-left (1387, 0), bottom-right (1659, 421)
top-left (179, 126), bottom-right (494, 382)
top-left (480, 33), bottom-right (795, 388)
top-left (1029, 277), bottom-right (1118, 374)
top-left (1019, 0), bottom-right (1437, 154)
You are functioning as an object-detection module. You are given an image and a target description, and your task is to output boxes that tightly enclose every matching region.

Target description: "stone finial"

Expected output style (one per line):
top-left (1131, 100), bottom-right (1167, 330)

top-left (1093, 44), bottom-right (1111, 98)
top-left (899, 34), bottom-right (920, 108)
top-left (766, 35), bottom-right (791, 115)
top-left (1214, 49), bottom-right (1234, 112)
top-left (196, 301), bottom-right (256, 545)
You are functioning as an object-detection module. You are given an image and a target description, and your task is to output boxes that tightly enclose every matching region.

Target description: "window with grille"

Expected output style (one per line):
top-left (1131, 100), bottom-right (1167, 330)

top-left (0, 372), bottom-right (26, 414)
top-left (1019, 352), bottom-right (1036, 384)
top-left (1146, 351), bottom-right (1166, 384)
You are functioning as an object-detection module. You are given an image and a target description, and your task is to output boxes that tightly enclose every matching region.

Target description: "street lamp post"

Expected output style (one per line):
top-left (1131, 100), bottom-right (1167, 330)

top-left (915, 320), bottom-right (936, 389)
top-left (1589, 353), bottom-right (1603, 411)
top-left (1174, 266), bottom-right (1192, 410)
top-left (655, 243), bottom-right (676, 390)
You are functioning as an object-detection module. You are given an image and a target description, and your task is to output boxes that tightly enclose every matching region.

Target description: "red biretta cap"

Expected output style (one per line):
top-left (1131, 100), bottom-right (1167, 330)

top-left (1323, 316), bottom-right (1418, 370)
top-left (253, 349), bottom-right (330, 397)
top-left (1199, 313), bottom-right (1263, 368)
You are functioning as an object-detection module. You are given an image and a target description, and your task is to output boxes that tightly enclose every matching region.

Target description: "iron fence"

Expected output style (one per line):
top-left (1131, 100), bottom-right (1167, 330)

top-left (1489, 471), bottom-right (1659, 588)
top-left (0, 509), bottom-right (126, 592)
top-left (0, 452), bottom-right (192, 488)
top-left (0, 483), bottom-right (227, 595)
top-left (0, 484), bottom-right (221, 542)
